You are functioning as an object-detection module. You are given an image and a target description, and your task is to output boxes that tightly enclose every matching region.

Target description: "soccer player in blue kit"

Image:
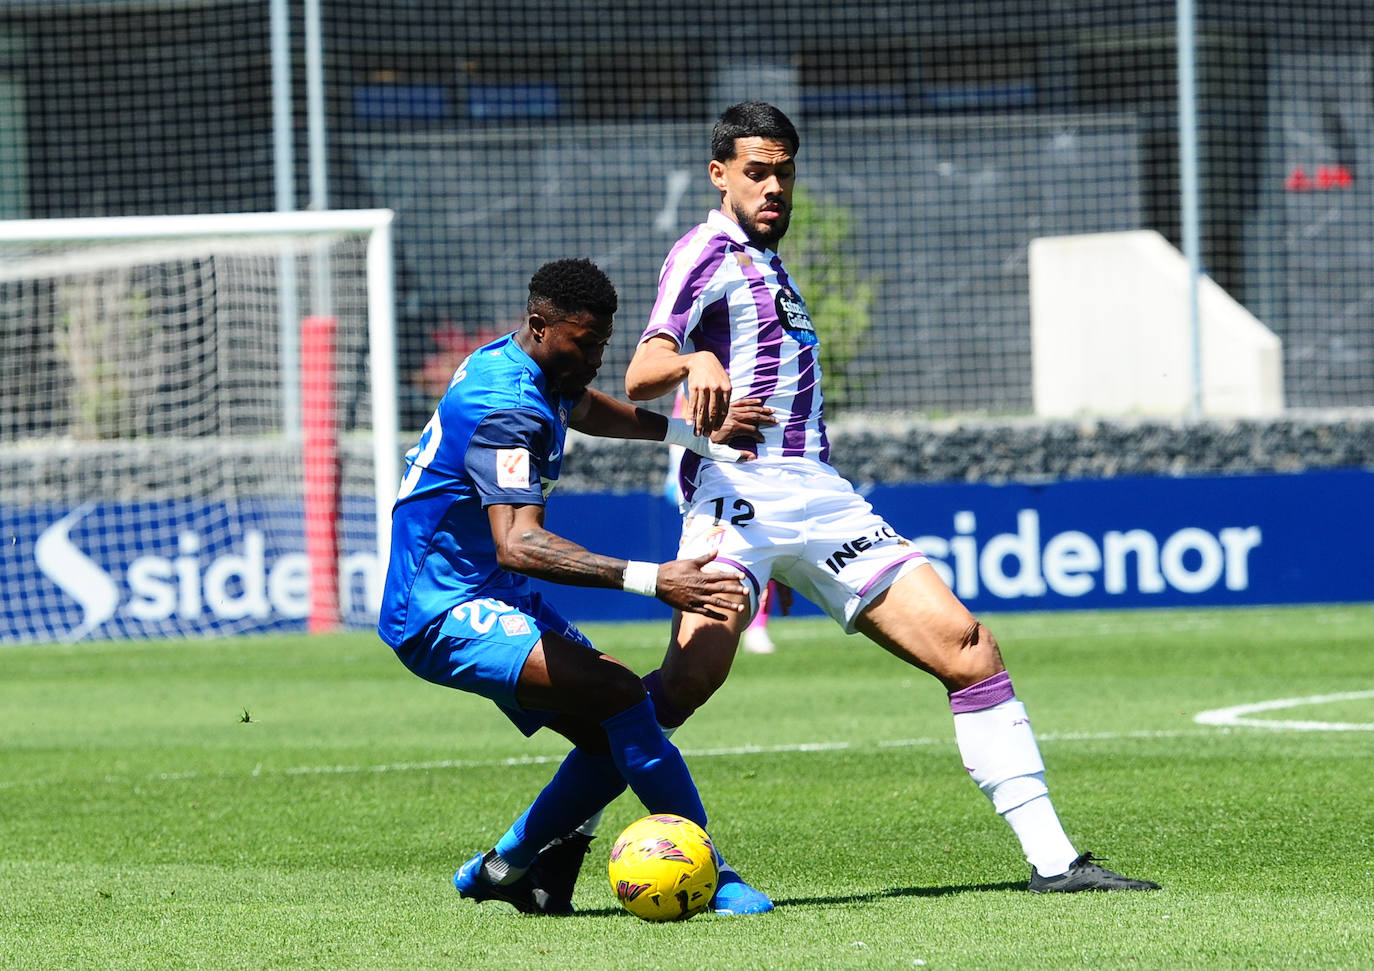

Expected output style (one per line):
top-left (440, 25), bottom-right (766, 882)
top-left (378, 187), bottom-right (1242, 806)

top-left (378, 258), bottom-right (756, 913)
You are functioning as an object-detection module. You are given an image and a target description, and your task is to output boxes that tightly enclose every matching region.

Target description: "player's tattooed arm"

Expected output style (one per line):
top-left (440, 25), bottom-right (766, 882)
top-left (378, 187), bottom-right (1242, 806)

top-left (488, 503), bottom-right (623, 586)
top-left (487, 504), bottom-right (746, 617)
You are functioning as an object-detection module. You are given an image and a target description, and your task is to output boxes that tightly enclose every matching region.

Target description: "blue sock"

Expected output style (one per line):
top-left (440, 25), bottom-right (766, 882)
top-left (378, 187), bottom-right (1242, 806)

top-left (493, 747), bottom-right (626, 869)
top-left (601, 697), bottom-right (707, 828)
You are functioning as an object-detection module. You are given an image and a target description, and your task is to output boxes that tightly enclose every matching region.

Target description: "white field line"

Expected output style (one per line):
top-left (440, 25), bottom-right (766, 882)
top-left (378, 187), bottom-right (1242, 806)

top-left (1193, 689), bottom-right (1374, 731)
top-left (0, 725), bottom-right (1292, 792)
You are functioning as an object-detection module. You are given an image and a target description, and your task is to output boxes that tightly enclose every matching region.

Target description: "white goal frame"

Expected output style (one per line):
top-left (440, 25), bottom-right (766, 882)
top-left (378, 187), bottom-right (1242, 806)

top-left (0, 208), bottom-right (400, 566)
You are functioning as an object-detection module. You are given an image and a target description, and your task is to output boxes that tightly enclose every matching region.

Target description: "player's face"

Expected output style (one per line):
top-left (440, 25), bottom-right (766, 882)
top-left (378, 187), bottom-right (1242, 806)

top-left (710, 137), bottom-right (795, 250)
top-left (537, 311), bottom-right (613, 395)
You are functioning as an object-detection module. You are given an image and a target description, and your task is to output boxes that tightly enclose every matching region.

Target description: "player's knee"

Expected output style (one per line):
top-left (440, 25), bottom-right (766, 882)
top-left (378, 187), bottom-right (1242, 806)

top-left (548, 714), bottom-right (613, 755)
top-left (947, 620), bottom-right (1004, 689)
top-left (658, 664), bottom-right (723, 717)
top-left (653, 624), bottom-right (735, 716)
top-left (592, 666), bottom-right (650, 720)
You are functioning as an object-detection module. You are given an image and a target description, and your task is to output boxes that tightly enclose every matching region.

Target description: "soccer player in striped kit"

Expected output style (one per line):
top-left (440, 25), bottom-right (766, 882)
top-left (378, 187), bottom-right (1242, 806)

top-left (619, 102), bottom-right (1160, 902)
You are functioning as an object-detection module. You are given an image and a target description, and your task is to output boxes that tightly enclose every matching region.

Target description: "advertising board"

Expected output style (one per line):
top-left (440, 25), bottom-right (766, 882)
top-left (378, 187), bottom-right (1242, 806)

top-left (2, 470), bottom-right (1367, 642)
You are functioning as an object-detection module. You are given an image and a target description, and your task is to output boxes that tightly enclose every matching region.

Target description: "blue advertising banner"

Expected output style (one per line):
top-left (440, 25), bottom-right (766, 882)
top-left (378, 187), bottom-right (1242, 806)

top-left (0, 497), bottom-right (380, 643)
top-left (529, 468), bottom-right (1373, 620)
top-left (1, 469), bottom-right (1368, 642)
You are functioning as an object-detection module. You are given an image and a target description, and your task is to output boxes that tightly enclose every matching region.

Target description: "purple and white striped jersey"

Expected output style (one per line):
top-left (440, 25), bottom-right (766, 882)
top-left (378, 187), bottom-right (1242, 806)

top-left (642, 209), bottom-right (830, 467)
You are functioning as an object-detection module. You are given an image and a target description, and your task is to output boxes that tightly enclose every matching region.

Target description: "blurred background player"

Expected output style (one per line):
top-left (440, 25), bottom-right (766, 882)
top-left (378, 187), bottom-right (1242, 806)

top-left (741, 579), bottom-right (780, 654)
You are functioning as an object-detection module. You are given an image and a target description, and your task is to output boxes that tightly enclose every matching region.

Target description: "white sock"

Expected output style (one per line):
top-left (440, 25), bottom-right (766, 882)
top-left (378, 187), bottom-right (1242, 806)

top-left (575, 810), bottom-right (603, 837)
top-left (1003, 793), bottom-right (1078, 876)
top-left (953, 696), bottom-right (1078, 876)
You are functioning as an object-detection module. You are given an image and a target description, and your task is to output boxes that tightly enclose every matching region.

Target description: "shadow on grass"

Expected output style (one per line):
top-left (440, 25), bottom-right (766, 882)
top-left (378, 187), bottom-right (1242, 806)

top-left (773, 880), bottom-right (1025, 907)
top-left (569, 880), bottom-right (1026, 917)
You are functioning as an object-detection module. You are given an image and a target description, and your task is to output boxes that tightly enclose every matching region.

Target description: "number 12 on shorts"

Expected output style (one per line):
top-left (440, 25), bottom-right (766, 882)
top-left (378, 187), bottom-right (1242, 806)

top-left (709, 497), bottom-right (755, 526)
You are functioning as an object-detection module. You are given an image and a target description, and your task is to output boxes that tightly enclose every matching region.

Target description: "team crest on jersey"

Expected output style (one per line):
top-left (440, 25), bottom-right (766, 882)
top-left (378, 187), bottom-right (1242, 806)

top-left (776, 287), bottom-right (818, 346)
top-left (499, 614), bottom-right (532, 637)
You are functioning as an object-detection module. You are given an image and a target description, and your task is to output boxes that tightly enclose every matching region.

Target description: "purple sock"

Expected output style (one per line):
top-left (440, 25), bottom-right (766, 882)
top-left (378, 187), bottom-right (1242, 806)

top-left (642, 669), bottom-right (691, 729)
top-left (948, 670), bottom-right (1015, 713)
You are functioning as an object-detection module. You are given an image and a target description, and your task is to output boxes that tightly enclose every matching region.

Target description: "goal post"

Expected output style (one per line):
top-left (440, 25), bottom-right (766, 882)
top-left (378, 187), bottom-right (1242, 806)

top-left (0, 209), bottom-right (398, 643)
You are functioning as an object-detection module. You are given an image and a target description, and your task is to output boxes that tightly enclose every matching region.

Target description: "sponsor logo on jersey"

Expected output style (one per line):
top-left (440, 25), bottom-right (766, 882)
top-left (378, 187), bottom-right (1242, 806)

top-left (776, 287), bottom-right (817, 346)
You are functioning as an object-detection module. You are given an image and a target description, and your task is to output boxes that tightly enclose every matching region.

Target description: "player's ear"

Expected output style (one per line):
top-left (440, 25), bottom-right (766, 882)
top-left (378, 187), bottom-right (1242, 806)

top-left (526, 312), bottom-right (547, 342)
top-left (708, 159), bottom-right (728, 192)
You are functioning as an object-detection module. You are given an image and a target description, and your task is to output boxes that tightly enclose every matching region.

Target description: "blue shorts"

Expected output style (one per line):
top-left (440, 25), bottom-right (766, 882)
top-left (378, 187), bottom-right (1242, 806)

top-left (393, 592), bottom-right (594, 737)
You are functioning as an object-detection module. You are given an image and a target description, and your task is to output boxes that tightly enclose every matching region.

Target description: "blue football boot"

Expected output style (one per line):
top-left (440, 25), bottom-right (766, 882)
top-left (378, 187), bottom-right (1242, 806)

top-left (710, 861), bottom-right (774, 915)
top-left (453, 850), bottom-right (551, 914)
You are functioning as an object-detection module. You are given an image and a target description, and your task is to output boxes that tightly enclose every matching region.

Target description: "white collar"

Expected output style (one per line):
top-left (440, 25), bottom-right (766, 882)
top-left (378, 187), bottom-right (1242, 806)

top-left (707, 208), bottom-right (774, 258)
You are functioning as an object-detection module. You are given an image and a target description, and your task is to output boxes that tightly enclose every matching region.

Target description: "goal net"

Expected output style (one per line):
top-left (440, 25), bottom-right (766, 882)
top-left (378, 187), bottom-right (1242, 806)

top-left (0, 210), bottom-right (397, 643)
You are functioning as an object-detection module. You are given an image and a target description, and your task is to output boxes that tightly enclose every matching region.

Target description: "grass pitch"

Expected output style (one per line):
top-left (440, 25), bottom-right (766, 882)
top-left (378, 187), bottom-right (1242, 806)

top-left (2, 605), bottom-right (1372, 969)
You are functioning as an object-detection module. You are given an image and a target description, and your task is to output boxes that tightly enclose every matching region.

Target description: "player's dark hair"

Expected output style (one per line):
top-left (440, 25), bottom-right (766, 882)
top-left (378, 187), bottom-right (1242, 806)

top-left (711, 101), bottom-right (800, 161)
top-left (527, 258), bottom-right (618, 318)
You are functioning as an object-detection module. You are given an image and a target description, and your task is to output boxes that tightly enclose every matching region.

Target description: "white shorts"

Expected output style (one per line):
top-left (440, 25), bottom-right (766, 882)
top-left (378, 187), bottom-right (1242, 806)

top-left (677, 459), bottom-right (927, 632)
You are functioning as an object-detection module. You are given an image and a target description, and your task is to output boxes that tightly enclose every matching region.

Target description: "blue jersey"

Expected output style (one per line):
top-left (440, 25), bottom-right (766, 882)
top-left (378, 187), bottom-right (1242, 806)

top-left (378, 332), bottom-right (579, 649)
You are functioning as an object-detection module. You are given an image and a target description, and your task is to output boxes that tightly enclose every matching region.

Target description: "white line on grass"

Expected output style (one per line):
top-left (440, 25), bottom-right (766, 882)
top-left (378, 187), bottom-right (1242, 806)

top-left (218, 730), bottom-right (1227, 780)
top-left (1193, 689), bottom-right (1374, 731)
top-left (0, 712), bottom-right (1359, 792)
top-left (0, 728), bottom-right (1220, 790)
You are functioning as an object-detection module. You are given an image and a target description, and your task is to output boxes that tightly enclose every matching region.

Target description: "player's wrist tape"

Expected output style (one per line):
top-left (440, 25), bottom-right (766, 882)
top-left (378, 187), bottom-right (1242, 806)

top-left (622, 560), bottom-right (660, 597)
top-left (663, 417), bottom-right (745, 463)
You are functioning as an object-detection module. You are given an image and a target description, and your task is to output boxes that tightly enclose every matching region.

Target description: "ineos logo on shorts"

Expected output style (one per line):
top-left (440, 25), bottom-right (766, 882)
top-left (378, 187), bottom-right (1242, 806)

top-left (825, 526), bottom-right (900, 574)
top-left (775, 288), bottom-right (817, 346)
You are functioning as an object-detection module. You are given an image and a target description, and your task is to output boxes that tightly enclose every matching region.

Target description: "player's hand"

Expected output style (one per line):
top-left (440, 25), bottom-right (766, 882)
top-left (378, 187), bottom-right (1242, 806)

top-left (685, 352), bottom-right (731, 436)
top-left (655, 550), bottom-right (749, 620)
top-left (712, 397), bottom-right (776, 445)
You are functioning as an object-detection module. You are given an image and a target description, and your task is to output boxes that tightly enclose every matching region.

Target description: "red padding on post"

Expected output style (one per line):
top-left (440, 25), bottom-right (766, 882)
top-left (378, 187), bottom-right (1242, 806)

top-left (301, 315), bottom-right (340, 632)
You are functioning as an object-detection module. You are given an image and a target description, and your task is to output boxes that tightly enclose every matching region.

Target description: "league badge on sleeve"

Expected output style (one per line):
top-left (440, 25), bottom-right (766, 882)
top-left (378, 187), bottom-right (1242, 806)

top-left (496, 448), bottom-right (532, 488)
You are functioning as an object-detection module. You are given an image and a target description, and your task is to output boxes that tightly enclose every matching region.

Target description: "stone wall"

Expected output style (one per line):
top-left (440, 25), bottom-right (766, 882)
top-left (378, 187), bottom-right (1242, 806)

top-left (3, 412), bottom-right (1369, 505)
top-left (559, 411), bottom-right (1374, 492)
